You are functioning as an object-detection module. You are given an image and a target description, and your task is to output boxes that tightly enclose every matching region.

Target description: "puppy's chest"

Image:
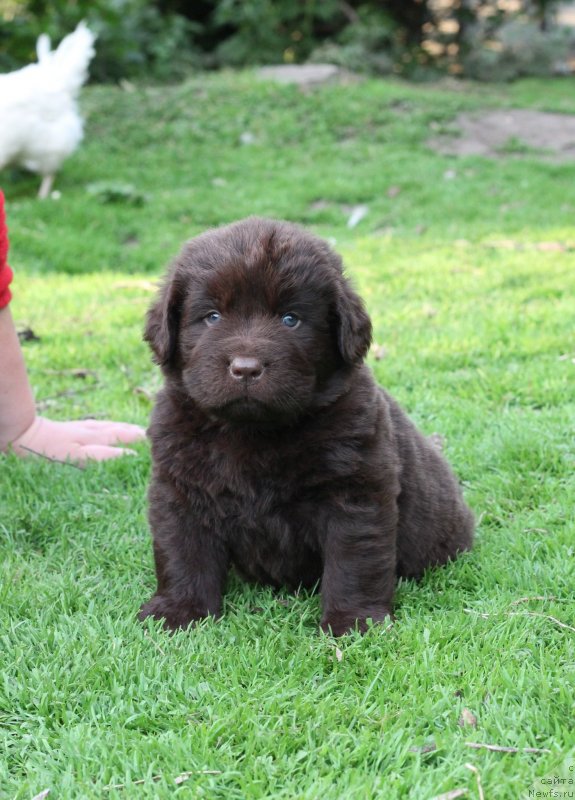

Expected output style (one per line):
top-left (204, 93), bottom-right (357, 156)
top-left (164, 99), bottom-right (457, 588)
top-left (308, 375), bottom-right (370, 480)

top-left (192, 434), bottom-right (329, 586)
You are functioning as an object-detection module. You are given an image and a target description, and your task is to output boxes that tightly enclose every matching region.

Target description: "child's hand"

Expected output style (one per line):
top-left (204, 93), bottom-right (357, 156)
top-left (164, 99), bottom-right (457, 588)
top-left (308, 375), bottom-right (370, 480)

top-left (10, 416), bottom-right (146, 463)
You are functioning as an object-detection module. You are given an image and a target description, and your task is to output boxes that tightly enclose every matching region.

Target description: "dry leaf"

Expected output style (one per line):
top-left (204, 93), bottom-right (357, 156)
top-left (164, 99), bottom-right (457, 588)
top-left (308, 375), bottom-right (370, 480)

top-left (32, 791), bottom-right (51, 800)
top-left (422, 303), bottom-right (438, 318)
top-left (309, 199), bottom-right (330, 211)
top-left (133, 386), bottom-right (154, 401)
top-left (458, 708), bottom-right (478, 728)
top-left (429, 433), bottom-right (445, 452)
top-left (346, 205), bottom-right (369, 229)
top-left (371, 343), bottom-right (387, 361)
top-left (409, 741), bottom-right (437, 754)
top-left (17, 326), bottom-right (41, 342)
top-left (335, 646), bottom-right (343, 662)
top-left (387, 185), bottom-right (401, 198)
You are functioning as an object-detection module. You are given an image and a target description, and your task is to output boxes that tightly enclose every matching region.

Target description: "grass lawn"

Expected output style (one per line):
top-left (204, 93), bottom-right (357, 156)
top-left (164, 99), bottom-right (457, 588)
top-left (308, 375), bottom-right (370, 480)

top-left (1, 71), bottom-right (574, 799)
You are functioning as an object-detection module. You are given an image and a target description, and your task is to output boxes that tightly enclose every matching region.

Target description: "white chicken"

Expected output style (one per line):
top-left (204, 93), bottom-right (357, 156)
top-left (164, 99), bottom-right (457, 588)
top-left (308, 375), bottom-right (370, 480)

top-left (0, 22), bottom-right (96, 198)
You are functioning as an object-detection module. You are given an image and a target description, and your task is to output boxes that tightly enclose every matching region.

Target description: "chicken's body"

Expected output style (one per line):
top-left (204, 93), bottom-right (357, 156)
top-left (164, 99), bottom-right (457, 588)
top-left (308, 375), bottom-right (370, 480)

top-left (0, 22), bottom-right (96, 198)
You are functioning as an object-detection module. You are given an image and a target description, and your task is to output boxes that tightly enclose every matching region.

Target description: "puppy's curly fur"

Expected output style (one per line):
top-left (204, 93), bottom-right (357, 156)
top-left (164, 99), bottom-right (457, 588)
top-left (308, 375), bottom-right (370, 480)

top-left (140, 218), bottom-right (474, 635)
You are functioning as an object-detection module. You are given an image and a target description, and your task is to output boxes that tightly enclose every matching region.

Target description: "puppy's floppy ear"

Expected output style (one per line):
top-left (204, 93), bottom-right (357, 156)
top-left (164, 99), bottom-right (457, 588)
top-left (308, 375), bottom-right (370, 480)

top-left (333, 276), bottom-right (372, 365)
top-left (144, 272), bottom-right (186, 369)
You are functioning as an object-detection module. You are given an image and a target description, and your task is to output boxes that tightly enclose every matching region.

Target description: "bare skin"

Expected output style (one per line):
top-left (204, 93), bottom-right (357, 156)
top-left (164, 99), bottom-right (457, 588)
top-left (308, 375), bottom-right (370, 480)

top-left (0, 304), bottom-right (145, 464)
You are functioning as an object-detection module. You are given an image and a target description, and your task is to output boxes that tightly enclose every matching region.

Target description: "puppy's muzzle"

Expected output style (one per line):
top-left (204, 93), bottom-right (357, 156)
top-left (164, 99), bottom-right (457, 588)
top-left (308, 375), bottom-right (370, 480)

top-left (229, 356), bottom-right (264, 383)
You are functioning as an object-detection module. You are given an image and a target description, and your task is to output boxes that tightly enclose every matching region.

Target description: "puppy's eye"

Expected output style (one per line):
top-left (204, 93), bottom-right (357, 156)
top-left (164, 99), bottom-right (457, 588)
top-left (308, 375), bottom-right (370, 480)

top-left (281, 313), bottom-right (300, 329)
top-left (204, 311), bottom-right (222, 325)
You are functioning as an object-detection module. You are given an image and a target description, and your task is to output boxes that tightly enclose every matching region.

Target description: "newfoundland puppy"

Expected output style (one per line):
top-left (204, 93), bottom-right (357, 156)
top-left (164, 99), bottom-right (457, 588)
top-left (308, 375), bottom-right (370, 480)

top-left (140, 217), bottom-right (474, 636)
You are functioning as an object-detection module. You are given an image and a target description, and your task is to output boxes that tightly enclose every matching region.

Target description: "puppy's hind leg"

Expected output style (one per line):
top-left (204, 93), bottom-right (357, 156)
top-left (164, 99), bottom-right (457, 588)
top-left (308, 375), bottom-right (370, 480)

top-left (320, 499), bottom-right (398, 636)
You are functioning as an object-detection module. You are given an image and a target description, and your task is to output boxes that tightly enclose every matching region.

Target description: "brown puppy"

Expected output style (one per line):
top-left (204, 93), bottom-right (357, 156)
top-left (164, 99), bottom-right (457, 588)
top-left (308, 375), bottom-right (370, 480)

top-left (140, 218), bottom-right (474, 636)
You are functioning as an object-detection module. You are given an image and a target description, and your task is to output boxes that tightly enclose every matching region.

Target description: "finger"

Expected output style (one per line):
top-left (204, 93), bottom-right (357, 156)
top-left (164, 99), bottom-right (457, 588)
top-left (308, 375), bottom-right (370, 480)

top-left (77, 422), bottom-right (147, 446)
top-left (80, 445), bottom-right (138, 462)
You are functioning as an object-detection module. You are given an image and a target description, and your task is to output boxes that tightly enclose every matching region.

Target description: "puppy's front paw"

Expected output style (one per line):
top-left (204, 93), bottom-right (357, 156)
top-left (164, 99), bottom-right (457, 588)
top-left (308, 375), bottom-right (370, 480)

top-left (320, 607), bottom-right (394, 637)
top-left (138, 594), bottom-right (211, 631)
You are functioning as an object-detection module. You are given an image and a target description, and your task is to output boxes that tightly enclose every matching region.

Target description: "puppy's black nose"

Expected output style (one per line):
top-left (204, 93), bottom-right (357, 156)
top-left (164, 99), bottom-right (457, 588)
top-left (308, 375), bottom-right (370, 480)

top-left (229, 356), bottom-right (264, 381)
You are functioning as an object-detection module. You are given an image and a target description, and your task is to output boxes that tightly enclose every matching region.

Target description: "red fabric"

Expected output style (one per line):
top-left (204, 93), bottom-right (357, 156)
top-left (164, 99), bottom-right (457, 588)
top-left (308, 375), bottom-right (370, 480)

top-left (0, 190), bottom-right (13, 308)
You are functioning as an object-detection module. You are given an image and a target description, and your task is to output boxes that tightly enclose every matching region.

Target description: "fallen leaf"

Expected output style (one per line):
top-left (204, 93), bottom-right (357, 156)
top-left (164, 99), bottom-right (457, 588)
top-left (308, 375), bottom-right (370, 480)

top-left (309, 199), bottom-right (331, 211)
top-left (133, 386), bottom-right (154, 401)
top-left (422, 303), bottom-right (438, 318)
top-left (17, 327), bottom-right (41, 342)
top-left (428, 433), bottom-right (445, 452)
top-left (31, 791), bottom-right (50, 800)
top-left (346, 205), bottom-right (369, 229)
top-left (409, 741), bottom-right (437, 754)
top-left (387, 185), bottom-right (401, 198)
top-left (335, 646), bottom-right (343, 662)
top-left (458, 708), bottom-right (478, 728)
top-left (371, 343), bottom-right (387, 361)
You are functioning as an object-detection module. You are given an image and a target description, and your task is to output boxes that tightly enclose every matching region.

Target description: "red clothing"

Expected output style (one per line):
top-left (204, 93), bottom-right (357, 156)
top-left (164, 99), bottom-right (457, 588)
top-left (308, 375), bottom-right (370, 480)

top-left (0, 190), bottom-right (14, 308)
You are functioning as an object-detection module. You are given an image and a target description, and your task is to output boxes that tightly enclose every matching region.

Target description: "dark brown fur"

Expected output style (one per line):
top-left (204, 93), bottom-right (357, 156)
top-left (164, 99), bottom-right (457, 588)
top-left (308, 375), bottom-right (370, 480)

top-left (140, 218), bottom-right (474, 636)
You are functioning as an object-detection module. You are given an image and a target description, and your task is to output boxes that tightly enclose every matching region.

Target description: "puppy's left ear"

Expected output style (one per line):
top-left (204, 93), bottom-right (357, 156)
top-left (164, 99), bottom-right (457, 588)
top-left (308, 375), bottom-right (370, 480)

top-left (144, 272), bottom-right (186, 370)
top-left (333, 276), bottom-right (372, 365)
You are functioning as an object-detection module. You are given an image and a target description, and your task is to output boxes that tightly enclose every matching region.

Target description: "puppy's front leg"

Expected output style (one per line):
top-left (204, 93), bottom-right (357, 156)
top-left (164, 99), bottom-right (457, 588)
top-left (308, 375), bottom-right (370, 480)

top-left (139, 477), bottom-right (228, 631)
top-left (320, 500), bottom-right (398, 636)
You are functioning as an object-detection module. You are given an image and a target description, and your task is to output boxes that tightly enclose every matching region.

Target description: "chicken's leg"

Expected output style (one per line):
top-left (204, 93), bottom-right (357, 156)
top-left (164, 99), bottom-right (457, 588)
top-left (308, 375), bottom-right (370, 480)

top-left (38, 174), bottom-right (54, 200)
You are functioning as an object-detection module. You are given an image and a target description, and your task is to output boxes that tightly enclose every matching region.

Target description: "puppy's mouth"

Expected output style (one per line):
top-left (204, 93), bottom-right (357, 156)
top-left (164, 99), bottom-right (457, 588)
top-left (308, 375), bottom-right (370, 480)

top-left (211, 396), bottom-right (293, 426)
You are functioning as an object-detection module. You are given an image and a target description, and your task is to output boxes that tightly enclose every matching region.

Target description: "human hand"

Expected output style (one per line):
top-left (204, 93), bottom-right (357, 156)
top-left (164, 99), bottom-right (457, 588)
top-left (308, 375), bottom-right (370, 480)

top-left (10, 416), bottom-right (146, 464)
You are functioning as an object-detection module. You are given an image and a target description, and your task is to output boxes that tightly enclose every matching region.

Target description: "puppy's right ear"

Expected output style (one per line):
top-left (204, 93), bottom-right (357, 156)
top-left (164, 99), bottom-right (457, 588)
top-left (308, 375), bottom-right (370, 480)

top-left (144, 273), bottom-right (185, 369)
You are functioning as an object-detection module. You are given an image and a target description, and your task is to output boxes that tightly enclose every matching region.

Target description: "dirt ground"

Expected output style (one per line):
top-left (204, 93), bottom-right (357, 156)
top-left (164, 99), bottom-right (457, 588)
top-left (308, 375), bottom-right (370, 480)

top-left (427, 109), bottom-right (575, 160)
top-left (257, 66), bottom-right (575, 161)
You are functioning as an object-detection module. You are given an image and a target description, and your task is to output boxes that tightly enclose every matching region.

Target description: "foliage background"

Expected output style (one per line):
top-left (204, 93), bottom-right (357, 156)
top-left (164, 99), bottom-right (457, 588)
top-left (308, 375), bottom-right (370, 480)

top-left (0, 0), bottom-right (573, 81)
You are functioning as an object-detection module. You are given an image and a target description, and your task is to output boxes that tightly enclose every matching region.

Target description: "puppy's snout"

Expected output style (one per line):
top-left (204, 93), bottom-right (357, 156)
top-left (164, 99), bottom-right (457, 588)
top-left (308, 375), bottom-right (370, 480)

top-left (229, 356), bottom-right (264, 382)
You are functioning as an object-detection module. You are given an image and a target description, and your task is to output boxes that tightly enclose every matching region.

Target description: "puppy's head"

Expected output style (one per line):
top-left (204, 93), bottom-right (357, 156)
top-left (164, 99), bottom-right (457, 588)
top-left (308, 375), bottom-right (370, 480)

top-left (145, 218), bottom-right (371, 425)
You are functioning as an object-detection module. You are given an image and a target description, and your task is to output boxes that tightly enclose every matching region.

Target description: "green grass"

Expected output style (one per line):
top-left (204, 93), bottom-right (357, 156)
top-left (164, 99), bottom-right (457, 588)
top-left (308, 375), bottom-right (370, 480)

top-left (1, 71), bottom-right (575, 799)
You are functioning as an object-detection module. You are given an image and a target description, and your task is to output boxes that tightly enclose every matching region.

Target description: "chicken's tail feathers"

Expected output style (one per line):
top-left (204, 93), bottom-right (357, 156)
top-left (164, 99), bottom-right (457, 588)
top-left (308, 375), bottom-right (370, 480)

top-left (42, 21), bottom-right (97, 94)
